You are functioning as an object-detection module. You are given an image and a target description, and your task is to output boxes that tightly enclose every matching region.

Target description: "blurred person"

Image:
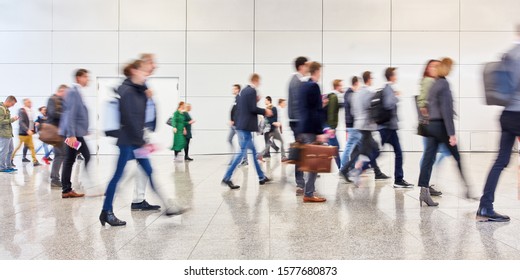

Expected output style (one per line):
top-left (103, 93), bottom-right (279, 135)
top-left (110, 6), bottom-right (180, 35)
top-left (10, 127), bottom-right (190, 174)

top-left (59, 69), bottom-right (91, 198)
top-left (326, 79), bottom-right (342, 168)
top-left (34, 106), bottom-right (54, 164)
top-left (47, 84), bottom-right (68, 188)
top-left (228, 84), bottom-right (248, 166)
top-left (378, 68), bottom-right (414, 188)
top-left (222, 73), bottom-right (273, 189)
top-left (171, 101), bottom-right (187, 162)
top-left (477, 27), bottom-right (520, 222)
top-left (416, 59), bottom-right (449, 196)
top-left (276, 98), bottom-right (288, 162)
top-left (340, 76), bottom-right (361, 174)
top-left (0, 96), bottom-right (19, 173)
top-left (101, 60), bottom-right (184, 227)
top-left (11, 98), bottom-right (41, 166)
top-left (417, 58), bottom-right (472, 207)
top-left (297, 62), bottom-right (328, 202)
top-left (287, 56), bottom-right (309, 195)
top-left (259, 96), bottom-right (286, 160)
top-left (183, 103), bottom-right (195, 161)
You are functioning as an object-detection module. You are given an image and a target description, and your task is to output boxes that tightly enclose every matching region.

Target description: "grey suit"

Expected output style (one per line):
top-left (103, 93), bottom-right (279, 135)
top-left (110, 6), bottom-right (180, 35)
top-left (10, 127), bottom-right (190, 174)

top-left (59, 85), bottom-right (89, 137)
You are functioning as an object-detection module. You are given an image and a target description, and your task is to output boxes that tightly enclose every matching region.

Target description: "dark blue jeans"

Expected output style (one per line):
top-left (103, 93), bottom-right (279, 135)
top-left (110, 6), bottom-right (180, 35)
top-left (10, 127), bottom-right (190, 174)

top-left (103, 145), bottom-right (156, 211)
top-left (480, 110), bottom-right (520, 209)
top-left (290, 121), bottom-right (305, 188)
top-left (328, 132), bottom-right (341, 168)
top-left (379, 128), bottom-right (404, 182)
top-left (224, 130), bottom-right (265, 181)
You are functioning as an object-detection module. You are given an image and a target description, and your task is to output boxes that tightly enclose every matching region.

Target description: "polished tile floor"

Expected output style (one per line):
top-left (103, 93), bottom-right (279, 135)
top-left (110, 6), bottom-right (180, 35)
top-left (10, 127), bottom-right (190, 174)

top-left (0, 152), bottom-right (519, 260)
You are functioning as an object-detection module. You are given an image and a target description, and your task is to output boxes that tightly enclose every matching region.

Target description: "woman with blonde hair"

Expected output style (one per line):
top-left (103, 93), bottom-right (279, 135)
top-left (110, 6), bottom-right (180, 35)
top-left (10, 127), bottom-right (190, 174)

top-left (171, 101), bottom-right (187, 161)
top-left (417, 57), bottom-right (472, 206)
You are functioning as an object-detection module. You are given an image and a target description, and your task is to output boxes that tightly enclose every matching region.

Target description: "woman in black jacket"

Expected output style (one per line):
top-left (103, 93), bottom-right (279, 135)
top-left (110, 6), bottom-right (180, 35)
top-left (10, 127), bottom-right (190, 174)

top-left (417, 58), bottom-right (473, 206)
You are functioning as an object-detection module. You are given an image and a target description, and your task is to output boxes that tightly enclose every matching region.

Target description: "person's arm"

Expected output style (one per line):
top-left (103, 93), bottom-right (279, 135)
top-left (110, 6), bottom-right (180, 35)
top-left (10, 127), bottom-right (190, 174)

top-left (172, 112), bottom-right (178, 133)
top-left (46, 97), bottom-right (56, 123)
top-left (383, 85), bottom-right (398, 110)
top-left (439, 81), bottom-right (456, 137)
top-left (327, 94), bottom-right (338, 128)
top-left (64, 90), bottom-right (79, 137)
top-left (418, 78), bottom-right (432, 110)
top-left (246, 90), bottom-right (266, 116)
top-left (120, 89), bottom-right (145, 145)
top-left (0, 107), bottom-right (15, 124)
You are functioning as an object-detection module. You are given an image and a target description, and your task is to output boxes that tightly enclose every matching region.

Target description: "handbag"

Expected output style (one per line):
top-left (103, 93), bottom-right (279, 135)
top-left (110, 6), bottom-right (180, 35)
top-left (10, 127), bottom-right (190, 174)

top-left (166, 116), bottom-right (173, 127)
top-left (417, 119), bottom-right (429, 137)
top-left (38, 123), bottom-right (64, 146)
top-left (298, 144), bottom-right (338, 173)
top-left (286, 142), bottom-right (302, 164)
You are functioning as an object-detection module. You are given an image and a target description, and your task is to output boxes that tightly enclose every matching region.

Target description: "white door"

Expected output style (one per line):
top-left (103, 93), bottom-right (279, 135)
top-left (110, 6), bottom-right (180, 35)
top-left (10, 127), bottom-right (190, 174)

top-left (96, 77), bottom-right (180, 155)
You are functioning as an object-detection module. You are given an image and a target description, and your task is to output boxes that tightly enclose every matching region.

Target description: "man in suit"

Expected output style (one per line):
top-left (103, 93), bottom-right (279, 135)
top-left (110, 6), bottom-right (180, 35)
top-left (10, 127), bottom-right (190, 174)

top-left (11, 98), bottom-right (41, 166)
top-left (477, 25), bottom-right (520, 222)
top-left (298, 62), bottom-right (328, 203)
top-left (227, 84), bottom-right (248, 166)
top-left (287, 56), bottom-right (309, 195)
top-left (47, 84), bottom-right (68, 188)
top-left (59, 69), bottom-right (91, 198)
top-left (222, 74), bottom-right (273, 189)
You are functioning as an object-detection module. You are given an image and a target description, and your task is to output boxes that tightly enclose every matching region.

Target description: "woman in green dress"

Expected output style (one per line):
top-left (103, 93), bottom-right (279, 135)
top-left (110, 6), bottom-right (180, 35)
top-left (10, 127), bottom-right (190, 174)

top-left (171, 101), bottom-right (187, 160)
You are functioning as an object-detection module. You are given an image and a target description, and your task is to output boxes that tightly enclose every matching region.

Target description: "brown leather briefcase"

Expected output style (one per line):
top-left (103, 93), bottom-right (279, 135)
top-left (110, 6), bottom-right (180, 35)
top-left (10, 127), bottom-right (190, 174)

top-left (298, 144), bottom-right (338, 173)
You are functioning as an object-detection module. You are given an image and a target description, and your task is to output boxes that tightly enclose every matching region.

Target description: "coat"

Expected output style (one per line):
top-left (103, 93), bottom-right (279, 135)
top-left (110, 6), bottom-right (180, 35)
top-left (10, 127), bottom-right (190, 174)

top-left (171, 110), bottom-right (187, 151)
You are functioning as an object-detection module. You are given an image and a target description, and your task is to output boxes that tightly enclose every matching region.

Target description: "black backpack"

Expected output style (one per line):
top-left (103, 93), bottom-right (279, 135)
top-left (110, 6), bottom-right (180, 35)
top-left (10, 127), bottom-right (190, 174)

top-left (369, 89), bottom-right (392, 125)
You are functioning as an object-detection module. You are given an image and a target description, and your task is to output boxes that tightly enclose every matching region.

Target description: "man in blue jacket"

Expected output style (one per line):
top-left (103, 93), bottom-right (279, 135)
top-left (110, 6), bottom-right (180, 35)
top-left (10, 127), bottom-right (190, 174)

top-left (222, 74), bottom-right (272, 189)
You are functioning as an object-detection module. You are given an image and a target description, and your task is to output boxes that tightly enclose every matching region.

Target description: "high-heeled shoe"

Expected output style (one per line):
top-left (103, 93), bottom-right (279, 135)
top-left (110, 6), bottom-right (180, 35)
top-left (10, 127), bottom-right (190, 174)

top-left (99, 210), bottom-right (126, 226)
top-left (419, 187), bottom-right (439, 207)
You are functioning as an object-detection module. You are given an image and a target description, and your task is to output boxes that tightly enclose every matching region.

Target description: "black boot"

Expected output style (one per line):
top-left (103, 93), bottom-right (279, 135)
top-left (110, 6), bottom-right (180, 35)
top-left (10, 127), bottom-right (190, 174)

top-left (476, 207), bottom-right (510, 222)
top-left (99, 210), bottom-right (126, 226)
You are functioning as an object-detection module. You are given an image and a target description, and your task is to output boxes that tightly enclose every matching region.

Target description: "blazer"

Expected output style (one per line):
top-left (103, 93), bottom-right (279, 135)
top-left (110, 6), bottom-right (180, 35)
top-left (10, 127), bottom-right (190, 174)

top-left (17, 108), bottom-right (32, 136)
top-left (344, 88), bottom-right (355, 128)
top-left (117, 79), bottom-right (147, 147)
top-left (288, 74), bottom-right (303, 122)
top-left (235, 85), bottom-right (266, 132)
top-left (427, 77), bottom-right (455, 136)
top-left (297, 80), bottom-right (324, 135)
top-left (46, 94), bottom-right (63, 127)
top-left (59, 85), bottom-right (89, 138)
top-left (378, 83), bottom-right (399, 130)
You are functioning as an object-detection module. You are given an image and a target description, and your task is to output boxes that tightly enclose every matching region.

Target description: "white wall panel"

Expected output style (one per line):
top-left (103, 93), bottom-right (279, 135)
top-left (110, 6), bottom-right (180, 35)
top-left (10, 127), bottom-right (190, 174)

top-left (187, 0), bottom-right (253, 30)
top-left (0, 0), bottom-right (52, 30)
top-left (0, 64), bottom-right (51, 96)
top-left (187, 64), bottom-right (252, 97)
top-left (189, 130), bottom-right (232, 155)
top-left (186, 96), bottom-right (236, 131)
top-left (151, 64), bottom-right (186, 96)
top-left (321, 64), bottom-right (388, 91)
top-left (323, 32), bottom-right (390, 64)
top-left (323, 0), bottom-right (390, 31)
top-left (459, 65), bottom-right (484, 98)
top-left (52, 32), bottom-right (118, 64)
top-left (459, 98), bottom-right (503, 131)
top-left (51, 64), bottom-right (119, 97)
top-left (392, 0), bottom-right (459, 31)
top-left (254, 64), bottom-right (295, 99)
top-left (120, 0), bottom-right (186, 30)
top-left (53, 0), bottom-right (118, 30)
top-left (187, 32), bottom-right (253, 64)
top-left (255, 0), bottom-right (322, 31)
top-left (461, 0), bottom-right (520, 31)
top-left (470, 132), bottom-right (501, 152)
top-left (255, 32), bottom-right (321, 64)
top-left (460, 32), bottom-right (515, 64)
top-left (119, 32), bottom-right (185, 64)
top-left (0, 32), bottom-right (51, 63)
top-left (392, 32), bottom-right (459, 64)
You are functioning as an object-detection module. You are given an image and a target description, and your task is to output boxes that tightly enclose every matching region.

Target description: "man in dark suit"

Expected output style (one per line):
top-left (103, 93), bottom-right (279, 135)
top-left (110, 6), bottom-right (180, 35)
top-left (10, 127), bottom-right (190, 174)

top-left (297, 62), bottom-right (328, 203)
top-left (222, 74), bottom-right (273, 189)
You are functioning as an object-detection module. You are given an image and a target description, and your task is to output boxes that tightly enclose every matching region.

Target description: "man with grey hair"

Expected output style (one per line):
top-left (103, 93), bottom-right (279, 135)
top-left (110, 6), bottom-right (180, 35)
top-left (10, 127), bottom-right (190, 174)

top-left (11, 98), bottom-right (41, 166)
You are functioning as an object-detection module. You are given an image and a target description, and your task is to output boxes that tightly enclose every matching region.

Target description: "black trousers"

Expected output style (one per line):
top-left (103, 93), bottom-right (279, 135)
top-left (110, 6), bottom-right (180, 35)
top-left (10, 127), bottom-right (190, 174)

top-left (184, 137), bottom-right (191, 158)
top-left (61, 137), bottom-right (90, 193)
top-left (342, 130), bottom-right (379, 172)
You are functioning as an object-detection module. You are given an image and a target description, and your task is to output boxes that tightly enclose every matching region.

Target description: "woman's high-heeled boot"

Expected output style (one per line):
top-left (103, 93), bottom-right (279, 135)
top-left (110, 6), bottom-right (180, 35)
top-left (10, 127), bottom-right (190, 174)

top-left (99, 210), bottom-right (127, 226)
top-left (420, 187), bottom-right (439, 207)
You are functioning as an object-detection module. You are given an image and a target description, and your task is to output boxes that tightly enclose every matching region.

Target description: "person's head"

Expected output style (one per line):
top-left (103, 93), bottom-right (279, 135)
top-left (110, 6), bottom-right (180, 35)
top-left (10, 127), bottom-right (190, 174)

top-left (423, 59), bottom-right (441, 78)
top-left (385, 67), bottom-right (397, 83)
top-left (23, 98), bottom-right (32, 108)
top-left (264, 96), bottom-right (272, 106)
top-left (232, 84), bottom-right (241, 95)
top-left (250, 73), bottom-right (261, 87)
top-left (278, 98), bottom-right (286, 108)
top-left (3, 96), bottom-right (17, 108)
top-left (294, 56), bottom-right (309, 75)
top-left (308, 61), bottom-right (322, 81)
top-left (362, 71), bottom-right (372, 86)
top-left (351, 76), bottom-right (359, 87)
top-left (185, 103), bottom-right (191, 112)
top-left (123, 60), bottom-right (147, 85)
top-left (177, 101), bottom-right (185, 111)
top-left (140, 53), bottom-right (157, 76)
top-left (75, 69), bottom-right (89, 87)
top-left (437, 57), bottom-right (454, 78)
top-left (332, 79), bottom-right (343, 92)
top-left (56, 84), bottom-right (69, 97)
top-left (39, 106), bottom-right (47, 116)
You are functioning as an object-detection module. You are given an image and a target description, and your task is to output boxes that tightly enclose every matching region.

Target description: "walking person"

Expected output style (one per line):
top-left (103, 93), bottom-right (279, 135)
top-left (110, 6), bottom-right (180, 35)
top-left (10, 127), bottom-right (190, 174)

top-left (34, 106), bottom-right (54, 164)
top-left (259, 96), bottom-right (280, 159)
top-left (417, 58), bottom-right (472, 207)
top-left (288, 56), bottom-right (309, 195)
top-left (222, 73), bottom-right (273, 189)
top-left (11, 98), bottom-right (41, 166)
top-left (326, 79), bottom-right (343, 168)
top-left (476, 28), bottom-right (520, 222)
top-left (340, 77), bottom-right (361, 171)
top-left (228, 84), bottom-right (248, 166)
top-left (171, 101), bottom-right (187, 162)
top-left (0, 96), bottom-right (19, 173)
top-left (378, 67), bottom-right (414, 188)
top-left (59, 69), bottom-right (92, 198)
top-left (183, 103), bottom-right (195, 161)
top-left (47, 85), bottom-right (68, 188)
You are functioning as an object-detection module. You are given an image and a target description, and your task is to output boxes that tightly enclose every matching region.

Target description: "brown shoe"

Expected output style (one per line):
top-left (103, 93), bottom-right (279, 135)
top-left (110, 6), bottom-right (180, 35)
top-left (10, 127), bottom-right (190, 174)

top-left (296, 188), bottom-right (304, 196)
top-left (303, 196), bottom-right (326, 203)
top-left (62, 191), bottom-right (85, 198)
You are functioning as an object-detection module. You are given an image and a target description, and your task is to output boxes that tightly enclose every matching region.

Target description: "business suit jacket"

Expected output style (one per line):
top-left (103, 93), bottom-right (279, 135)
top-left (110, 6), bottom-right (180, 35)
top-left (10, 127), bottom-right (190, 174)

top-left (17, 108), bottom-right (32, 135)
top-left (235, 85), bottom-right (266, 132)
top-left (288, 74), bottom-right (303, 122)
top-left (59, 85), bottom-right (89, 138)
top-left (117, 79), bottom-right (147, 147)
top-left (297, 80), bottom-right (324, 135)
